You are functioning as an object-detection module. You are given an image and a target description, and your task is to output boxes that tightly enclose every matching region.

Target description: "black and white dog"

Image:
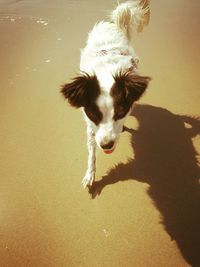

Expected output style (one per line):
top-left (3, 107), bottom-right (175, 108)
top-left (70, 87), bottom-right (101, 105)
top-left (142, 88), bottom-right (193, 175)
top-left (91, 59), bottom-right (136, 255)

top-left (61, 0), bottom-right (151, 188)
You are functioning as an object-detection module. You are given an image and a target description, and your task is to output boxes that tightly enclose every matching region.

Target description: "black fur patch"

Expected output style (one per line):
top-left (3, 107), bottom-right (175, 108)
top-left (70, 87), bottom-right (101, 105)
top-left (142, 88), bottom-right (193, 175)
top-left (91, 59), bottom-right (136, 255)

top-left (61, 73), bottom-right (103, 125)
top-left (111, 71), bottom-right (151, 121)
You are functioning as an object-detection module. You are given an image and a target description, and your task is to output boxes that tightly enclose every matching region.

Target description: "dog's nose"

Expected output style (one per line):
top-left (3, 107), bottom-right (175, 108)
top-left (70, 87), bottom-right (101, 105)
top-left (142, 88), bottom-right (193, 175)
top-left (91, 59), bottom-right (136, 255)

top-left (100, 140), bottom-right (114, 150)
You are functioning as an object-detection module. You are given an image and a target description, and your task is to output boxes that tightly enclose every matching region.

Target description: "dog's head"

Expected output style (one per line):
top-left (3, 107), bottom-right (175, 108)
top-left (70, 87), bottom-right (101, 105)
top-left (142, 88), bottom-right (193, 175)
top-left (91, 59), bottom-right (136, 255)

top-left (61, 71), bottom-right (150, 153)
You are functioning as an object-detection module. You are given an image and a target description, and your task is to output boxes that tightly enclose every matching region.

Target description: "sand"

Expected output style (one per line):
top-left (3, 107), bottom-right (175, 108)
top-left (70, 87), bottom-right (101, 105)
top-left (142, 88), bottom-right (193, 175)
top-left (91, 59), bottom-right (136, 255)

top-left (0, 0), bottom-right (200, 266)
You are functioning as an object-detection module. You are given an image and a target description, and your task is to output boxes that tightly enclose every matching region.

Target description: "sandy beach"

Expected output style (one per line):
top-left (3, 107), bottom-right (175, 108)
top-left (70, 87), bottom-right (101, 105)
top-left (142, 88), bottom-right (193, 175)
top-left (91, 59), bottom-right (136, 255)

top-left (0, 0), bottom-right (200, 266)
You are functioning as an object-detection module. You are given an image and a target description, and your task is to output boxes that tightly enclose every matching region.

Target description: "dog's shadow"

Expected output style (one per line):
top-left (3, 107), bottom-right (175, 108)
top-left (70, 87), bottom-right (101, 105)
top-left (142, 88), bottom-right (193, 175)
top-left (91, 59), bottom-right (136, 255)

top-left (89, 104), bottom-right (200, 266)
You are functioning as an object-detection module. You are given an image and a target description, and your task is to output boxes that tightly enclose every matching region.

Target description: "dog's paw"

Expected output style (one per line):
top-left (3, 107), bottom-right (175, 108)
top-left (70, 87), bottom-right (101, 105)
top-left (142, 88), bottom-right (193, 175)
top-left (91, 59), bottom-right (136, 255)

top-left (82, 171), bottom-right (95, 189)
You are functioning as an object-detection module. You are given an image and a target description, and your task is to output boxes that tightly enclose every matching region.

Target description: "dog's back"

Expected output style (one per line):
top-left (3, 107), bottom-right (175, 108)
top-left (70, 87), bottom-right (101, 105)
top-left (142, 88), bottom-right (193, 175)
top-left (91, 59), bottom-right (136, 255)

top-left (80, 0), bottom-right (150, 74)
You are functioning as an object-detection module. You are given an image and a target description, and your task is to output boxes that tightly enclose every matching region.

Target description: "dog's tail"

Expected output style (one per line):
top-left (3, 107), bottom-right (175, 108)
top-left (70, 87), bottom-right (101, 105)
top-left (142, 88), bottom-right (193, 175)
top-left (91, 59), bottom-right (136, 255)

top-left (110, 0), bottom-right (150, 39)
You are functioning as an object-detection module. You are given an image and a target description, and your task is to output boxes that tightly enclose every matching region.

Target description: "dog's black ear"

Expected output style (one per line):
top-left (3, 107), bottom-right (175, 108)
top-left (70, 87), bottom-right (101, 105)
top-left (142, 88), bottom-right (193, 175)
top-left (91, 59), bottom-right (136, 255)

top-left (114, 71), bottom-right (151, 103)
top-left (60, 73), bottom-right (99, 108)
top-left (125, 72), bottom-right (151, 101)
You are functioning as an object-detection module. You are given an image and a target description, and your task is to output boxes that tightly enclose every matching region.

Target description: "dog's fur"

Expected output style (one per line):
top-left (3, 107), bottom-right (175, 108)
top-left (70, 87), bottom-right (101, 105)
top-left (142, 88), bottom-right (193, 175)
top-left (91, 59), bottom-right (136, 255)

top-left (61, 0), bottom-right (151, 188)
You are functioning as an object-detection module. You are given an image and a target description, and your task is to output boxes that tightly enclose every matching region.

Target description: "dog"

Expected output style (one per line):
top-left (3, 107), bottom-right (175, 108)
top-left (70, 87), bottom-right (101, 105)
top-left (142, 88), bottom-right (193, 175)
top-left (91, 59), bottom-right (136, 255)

top-left (61, 0), bottom-right (151, 188)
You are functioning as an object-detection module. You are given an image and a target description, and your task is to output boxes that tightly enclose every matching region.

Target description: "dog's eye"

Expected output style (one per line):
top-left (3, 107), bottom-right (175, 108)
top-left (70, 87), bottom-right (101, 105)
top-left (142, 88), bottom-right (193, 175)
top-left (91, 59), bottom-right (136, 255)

top-left (114, 111), bottom-right (126, 120)
top-left (113, 106), bottom-right (128, 120)
top-left (84, 106), bottom-right (103, 125)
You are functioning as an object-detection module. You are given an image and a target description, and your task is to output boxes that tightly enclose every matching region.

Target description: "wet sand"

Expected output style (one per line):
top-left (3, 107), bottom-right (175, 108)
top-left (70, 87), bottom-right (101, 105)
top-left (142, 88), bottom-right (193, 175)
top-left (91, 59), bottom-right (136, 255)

top-left (0, 1), bottom-right (200, 266)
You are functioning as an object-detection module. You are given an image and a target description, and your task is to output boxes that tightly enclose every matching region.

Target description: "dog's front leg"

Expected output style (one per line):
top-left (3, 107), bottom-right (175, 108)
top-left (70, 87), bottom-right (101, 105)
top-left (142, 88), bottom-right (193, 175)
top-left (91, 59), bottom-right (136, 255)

top-left (82, 127), bottom-right (96, 188)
